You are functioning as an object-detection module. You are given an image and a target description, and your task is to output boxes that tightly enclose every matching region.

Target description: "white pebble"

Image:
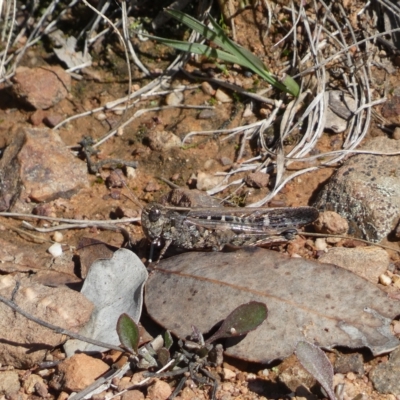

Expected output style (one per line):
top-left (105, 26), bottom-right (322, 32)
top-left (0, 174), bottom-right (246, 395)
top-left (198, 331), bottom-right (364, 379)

top-left (379, 274), bottom-right (392, 286)
top-left (314, 238), bottom-right (328, 251)
top-left (126, 166), bottom-right (137, 179)
top-left (196, 171), bottom-right (224, 191)
top-left (96, 113), bottom-right (107, 121)
top-left (52, 231), bottom-right (63, 242)
top-left (48, 243), bottom-right (63, 257)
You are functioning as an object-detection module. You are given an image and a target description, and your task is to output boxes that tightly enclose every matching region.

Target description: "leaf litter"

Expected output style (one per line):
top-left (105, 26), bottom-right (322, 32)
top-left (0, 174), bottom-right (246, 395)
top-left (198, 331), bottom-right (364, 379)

top-left (2, 0), bottom-right (400, 398)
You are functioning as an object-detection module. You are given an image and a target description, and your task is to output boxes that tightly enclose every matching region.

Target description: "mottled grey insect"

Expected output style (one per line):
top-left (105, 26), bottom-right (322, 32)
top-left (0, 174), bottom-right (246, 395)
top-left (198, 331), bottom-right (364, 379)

top-left (141, 203), bottom-right (319, 262)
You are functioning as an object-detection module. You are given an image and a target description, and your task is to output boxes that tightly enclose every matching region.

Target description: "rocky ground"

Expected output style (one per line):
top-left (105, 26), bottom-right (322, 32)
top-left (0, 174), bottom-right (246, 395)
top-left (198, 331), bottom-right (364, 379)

top-left (2, 0), bottom-right (400, 399)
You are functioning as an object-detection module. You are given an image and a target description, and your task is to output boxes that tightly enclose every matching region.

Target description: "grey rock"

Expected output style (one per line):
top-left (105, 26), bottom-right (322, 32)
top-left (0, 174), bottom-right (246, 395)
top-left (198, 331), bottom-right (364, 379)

top-left (220, 156), bottom-right (233, 166)
top-left (370, 346), bottom-right (400, 394)
top-left (198, 109), bottom-right (216, 120)
top-left (165, 91), bottom-right (184, 106)
top-left (314, 137), bottom-right (400, 242)
top-left (334, 353), bottom-right (364, 375)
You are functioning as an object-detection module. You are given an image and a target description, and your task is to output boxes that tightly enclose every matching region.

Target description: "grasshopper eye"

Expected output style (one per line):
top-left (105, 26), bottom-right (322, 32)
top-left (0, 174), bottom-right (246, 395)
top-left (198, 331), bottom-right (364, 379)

top-left (149, 207), bottom-right (161, 222)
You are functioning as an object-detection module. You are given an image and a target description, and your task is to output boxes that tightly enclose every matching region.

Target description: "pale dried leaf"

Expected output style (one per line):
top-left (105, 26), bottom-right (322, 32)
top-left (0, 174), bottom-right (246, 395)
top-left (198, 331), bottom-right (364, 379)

top-left (64, 249), bottom-right (148, 355)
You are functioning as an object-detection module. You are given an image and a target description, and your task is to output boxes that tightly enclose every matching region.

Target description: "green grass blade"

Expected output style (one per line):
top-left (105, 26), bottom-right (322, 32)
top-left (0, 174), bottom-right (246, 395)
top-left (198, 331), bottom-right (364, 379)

top-left (153, 10), bottom-right (299, 96)
top-left (139, 33), bottom-right (241, 65)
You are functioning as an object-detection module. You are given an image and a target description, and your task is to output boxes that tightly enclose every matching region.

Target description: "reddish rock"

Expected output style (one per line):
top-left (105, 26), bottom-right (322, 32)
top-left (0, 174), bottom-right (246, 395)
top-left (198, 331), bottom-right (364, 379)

top-left (30, 110), bottom-right (46, 126)
top-left (144, 181), bottom-right (161, 192)
top-left (43, 113), bottom-right (63, 128)
top-left (147, 379), bottom-right (172, 400)
top-left (313, 211), bottom-right (348, 235)
top-left (11, 66), bottom-right (71, 109)
top-left (245, 171), bottom-right (270, 188)
top-left (57, 353), bottom-right (109, 392)
top-left (17, 127), bottom-right (89, 202)
top-left (121, 389), bottom-right (145, 400)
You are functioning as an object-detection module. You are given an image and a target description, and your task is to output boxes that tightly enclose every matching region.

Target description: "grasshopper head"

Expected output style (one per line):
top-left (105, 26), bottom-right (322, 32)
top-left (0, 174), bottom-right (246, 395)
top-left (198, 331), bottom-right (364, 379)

top-left (141, 203), bottom-right (166, 240)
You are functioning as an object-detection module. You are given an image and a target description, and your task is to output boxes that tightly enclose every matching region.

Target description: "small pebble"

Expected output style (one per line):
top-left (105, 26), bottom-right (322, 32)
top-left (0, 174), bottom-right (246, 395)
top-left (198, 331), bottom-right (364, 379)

top-left (246, 373), bottom-right (257, 380)
top-left (392, 320), bottom-right (400, 334)
top-left (43, 114), bottom-right (63, 128)
top-left (171, 173), bottom-right (180, 181)
top-left (394, 127), bottom-right (400, 140)
top-left (392, 275), bottom-right (400, 289)
top-left (126, 166), bottom-right (137, 179)
top-left (165, 91), bottom-right (184, 106)
top-left (314, 238), bottom-right (328, 251)
top-left (326, 237), bottom-right (342, 244)
top-left (48, 243), bottom-right (63, 257)
top-left (220, 156), bottom-right (233, 166)
top-left (144, 181), bottom-right (160, 192)
top-left (204, 159), bottom-right (215, 170)
top-left (96, 113), bottom-right (107, 121)
top-left (245, 172), bottom-right (269, 188)
top-left (201, 81), bottom-right (215, 95)
top-left (346, 372), bottom-right (356, 381)
top-left (379, 273), bottom-right (392, 286)
top-left (215, 88), bottom-right (232, 103)
top-left (242, 104), bottom-right (254, 118)
top-left (196, 171), bottom-right (224, 191)
top-left (198, 109), bottom-right (216, 120)
top-left (52, 231), bottom-right (63, 243)
top-left (223, 368), bottom-right (236, 380)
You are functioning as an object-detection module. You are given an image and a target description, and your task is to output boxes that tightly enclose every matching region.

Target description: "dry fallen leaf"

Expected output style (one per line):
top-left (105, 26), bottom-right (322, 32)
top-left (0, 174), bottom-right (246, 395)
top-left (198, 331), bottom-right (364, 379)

top-left (145, 248), bottom-right (400, 363)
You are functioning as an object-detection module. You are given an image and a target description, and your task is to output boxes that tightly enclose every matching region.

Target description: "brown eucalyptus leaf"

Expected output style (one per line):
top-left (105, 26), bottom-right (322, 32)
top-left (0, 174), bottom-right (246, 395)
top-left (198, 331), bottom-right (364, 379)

top-left (145, 248), bottom-right (400, 363)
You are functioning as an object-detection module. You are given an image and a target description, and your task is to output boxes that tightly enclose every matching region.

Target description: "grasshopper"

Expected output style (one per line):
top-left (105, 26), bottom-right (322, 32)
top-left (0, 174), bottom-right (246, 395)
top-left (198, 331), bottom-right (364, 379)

top-left (141, 202), bottom-right (319, 262)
